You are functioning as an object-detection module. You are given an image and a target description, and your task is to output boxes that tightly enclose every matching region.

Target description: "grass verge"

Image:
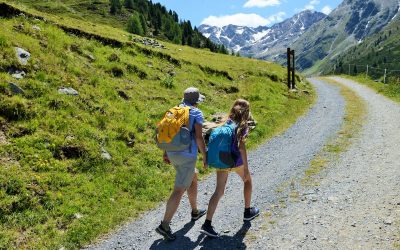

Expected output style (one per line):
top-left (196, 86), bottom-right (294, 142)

top-left (339, 74), bottom-right (400, 103)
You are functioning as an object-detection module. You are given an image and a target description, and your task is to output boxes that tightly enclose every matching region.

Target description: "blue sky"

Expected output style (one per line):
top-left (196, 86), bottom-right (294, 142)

top-left (152, 0), bottom-right (343, 27)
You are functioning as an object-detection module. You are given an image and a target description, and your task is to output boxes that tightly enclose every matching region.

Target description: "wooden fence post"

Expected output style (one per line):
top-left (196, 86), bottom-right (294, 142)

top-left (292, 50), bottom-right (295, 89)
top-left (287, 48), bottom-right (291, 89)
top-left (384, 69), bottom-right (387, 84)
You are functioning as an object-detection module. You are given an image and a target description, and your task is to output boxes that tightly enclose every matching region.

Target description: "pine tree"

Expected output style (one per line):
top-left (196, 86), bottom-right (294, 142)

top-left (110, 0), bottom-right (122, 14)
top-left (139, 13), bottom-right (148, 35)
top-left (127, 12), bottom-right (144, 36)
top-left (124, 0), bottom-right (134, 9)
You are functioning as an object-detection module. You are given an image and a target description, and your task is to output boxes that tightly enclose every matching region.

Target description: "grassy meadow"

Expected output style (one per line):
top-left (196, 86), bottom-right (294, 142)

top-left (0, 2), bottom-right (315, 249)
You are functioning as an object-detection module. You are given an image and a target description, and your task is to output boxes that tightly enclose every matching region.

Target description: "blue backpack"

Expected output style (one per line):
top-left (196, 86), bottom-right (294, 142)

top-left (207, 122), bottom-right (238, 169)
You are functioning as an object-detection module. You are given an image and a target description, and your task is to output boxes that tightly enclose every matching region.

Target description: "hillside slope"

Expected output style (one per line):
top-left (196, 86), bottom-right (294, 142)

top-left (0, 2), bottom-right (314, 249)
top-left (8, 0), bottom-right (228, 53)
top-left (327, 15), bottom-right (400, 78)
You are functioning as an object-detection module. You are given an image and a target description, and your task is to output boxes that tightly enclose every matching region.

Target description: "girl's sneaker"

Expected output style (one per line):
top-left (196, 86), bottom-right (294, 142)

top-left (200, 223), bottom-right (219, 238)
top-left (243, 207), bottom-right (260, 221)
top-left (155, 222), bottom-right (176, 241)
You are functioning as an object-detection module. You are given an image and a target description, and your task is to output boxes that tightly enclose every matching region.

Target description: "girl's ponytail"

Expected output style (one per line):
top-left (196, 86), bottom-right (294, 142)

top-left (228, 99), bottom-right (250, 145)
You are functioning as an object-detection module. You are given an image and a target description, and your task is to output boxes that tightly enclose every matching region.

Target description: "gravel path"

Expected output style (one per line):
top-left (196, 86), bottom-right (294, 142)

top-left (86, 79), bottom-right (345, 250)
top-left (250, 77), bottom-right (400, 249)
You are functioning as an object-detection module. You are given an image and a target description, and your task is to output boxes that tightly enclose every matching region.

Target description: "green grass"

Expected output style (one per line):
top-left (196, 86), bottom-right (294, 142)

top-left (0, 5), bottom-right (315, 250)
top-left (340, 75), bottom-right (400, 103)
top-left (301, 77), bottom-right (366, 186)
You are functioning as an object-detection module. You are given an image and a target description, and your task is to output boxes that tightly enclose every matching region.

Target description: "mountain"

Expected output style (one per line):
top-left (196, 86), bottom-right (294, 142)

top-left (291, 0), bottom-right (400, 73)
top-left (322, 10), bottom-right (400, 78)
top-left (199, 10), bottom-right (327, 58)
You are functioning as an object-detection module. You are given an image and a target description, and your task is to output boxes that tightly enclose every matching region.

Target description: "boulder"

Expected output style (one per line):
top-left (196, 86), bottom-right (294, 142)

top-left (32, 25), bottom-right (41, 31)
top-left (58, 87), bottom-right (78, 96)
top-left (101, 148), bottom-right (112, 160)
top-left (10, 70), bottom-right (26, 79)
top-left (8, 82), bottom-right (25, 94)
top-left (15, 47), bottom-right (30, 65)
top-left (85, 53), bottom-right (96, 62)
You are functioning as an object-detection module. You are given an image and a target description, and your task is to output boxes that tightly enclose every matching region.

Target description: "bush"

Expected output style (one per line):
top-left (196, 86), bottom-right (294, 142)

top-left (160, 76), bottom-right (175, 89)
top-left (0, 35), bottom-right (7, 47)
top-left (109, 66), bottom-right (124, 77)
top-left (0, 96), bottom-right (34, 121)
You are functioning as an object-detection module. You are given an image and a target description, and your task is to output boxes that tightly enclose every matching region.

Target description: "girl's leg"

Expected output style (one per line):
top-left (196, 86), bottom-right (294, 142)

top-left (235, 166), bottom-right (252, 208)
top-left (205, 171), bottom-right (229, 220)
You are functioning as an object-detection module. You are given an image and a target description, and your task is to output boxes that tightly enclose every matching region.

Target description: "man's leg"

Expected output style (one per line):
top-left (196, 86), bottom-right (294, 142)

top-left (187, 173), bottom-right (198, 212)
top-left (163, 187), bottom-right (186, 223)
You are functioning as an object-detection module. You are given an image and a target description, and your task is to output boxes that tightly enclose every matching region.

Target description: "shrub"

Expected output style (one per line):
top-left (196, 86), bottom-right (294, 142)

top-left (107, 53), bottom-right (120, 62)
top-left (0, 35), bottom-right (7, 47)
top-left (109, 66), bottom-right (124, 77)
top-left (0, 96), bottom-right (34, 121)
top-left (160, 76), bottom-right (175, 89)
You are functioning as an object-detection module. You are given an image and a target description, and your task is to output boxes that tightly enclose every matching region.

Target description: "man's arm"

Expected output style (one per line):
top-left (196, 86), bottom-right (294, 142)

top-left (194, 123), bottom-right (207, 169)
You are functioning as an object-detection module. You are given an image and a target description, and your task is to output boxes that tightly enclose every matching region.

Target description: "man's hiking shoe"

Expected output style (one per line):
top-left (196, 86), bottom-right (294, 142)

top-left (155, 223), bottom-right (176, 241)
top-left (191, 208), bottom-right (207, 221)
top-left (200, 223), bottom-right (219, 238)
top-left (243, 207), bottom-right (260, 221)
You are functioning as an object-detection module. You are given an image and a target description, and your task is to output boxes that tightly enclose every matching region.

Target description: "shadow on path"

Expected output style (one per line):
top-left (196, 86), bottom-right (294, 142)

top-left (150, 221), bottom-right (252, 250)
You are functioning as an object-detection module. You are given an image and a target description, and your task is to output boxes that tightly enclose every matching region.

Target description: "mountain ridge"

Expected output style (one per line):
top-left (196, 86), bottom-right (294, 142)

top-left (199, 10), bottom-right (326, 59)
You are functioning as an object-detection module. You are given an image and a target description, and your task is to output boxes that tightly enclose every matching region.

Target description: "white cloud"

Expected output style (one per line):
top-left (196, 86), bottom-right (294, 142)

top-left (321, 5), bottom-right (332, 15)
top-left (201, 12), bottom-right (286, 28)
top-left (304, 0), bottom-right (320, 10)
top-left (244, 0), bottom-right (281, 8)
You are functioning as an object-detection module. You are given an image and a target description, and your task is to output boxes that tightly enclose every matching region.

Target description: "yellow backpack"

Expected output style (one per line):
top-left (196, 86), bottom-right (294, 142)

top-left (156, 106), bottom-right (191, 151)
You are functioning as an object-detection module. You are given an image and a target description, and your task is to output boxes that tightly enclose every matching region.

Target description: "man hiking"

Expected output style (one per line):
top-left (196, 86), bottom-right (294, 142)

top-left (155, 87), bottom-right (208, 241)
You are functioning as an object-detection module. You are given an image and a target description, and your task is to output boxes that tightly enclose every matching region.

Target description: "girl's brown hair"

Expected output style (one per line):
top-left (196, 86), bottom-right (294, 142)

top-left (228, 99), bottom-right (250, 145)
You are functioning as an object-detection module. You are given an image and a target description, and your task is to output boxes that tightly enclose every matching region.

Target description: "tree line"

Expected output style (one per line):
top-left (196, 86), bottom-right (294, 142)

top-left (109, 0), bottom-right (228, 54)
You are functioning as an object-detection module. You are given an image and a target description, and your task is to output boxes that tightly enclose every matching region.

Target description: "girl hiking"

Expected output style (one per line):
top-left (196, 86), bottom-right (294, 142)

top-left (200, 99), bottom-right (259, 237)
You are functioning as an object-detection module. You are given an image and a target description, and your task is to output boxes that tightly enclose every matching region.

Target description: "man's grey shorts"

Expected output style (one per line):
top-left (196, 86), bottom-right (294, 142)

top-left (168, 154), bottom-right (198, 188)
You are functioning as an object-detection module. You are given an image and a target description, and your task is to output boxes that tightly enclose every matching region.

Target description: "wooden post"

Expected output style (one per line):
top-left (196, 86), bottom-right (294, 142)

top-left (287, 48), bottom-right (296, 89)
top-left (366, 65), bottom-right (369, 78)
top-left (292, 50), bottom-right (296, 89)
top-left (348, 64), bottom-right (351, 75)
top-left (287, 48), bottom-right (291, 89)
top-left (384, 69), bottom-right (387, 84)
